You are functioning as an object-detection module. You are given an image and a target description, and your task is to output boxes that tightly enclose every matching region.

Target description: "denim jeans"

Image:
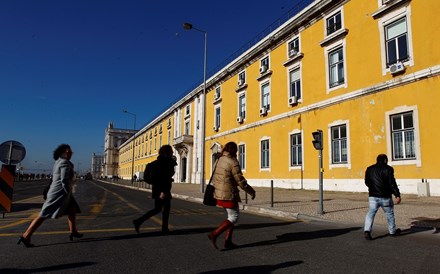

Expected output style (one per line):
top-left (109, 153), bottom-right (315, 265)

top-left (364, 197), bottom-right (397, 234)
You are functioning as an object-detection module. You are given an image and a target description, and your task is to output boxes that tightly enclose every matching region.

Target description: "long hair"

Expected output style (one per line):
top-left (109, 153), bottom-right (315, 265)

top-left (222, 142), bottom-right (238, 158)
top-left (53, 144), bottom-right (71, 160)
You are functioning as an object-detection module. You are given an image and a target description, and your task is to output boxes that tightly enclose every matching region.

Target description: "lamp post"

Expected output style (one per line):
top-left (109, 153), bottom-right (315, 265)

top-left (183, 22), bottom-right (207, 193)
top-left (123, 110), bottom-right (137, 183)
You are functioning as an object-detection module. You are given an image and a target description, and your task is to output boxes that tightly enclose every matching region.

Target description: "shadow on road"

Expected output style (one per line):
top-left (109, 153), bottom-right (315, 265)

top-left (0, 262), bottom-right (96, 273)
top-left (236, 226), bottom-right (361, 249)
top-left (11, 203), bottom-right (43, 212)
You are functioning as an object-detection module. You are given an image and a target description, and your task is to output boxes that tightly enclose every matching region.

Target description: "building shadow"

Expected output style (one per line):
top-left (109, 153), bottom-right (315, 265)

top-left (11, 203), bottom-right (43, 212)
top-left (0, 262), bottom-right (96, 273)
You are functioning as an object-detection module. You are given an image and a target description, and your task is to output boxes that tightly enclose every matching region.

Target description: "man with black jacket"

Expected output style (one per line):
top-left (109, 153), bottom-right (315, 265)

top-left (364, 154), bottom-right (401, 240)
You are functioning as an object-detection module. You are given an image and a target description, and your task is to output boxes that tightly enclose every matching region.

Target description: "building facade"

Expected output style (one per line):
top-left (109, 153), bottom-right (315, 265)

top-left (115, 0), bottom-right (440, 196)
top-left (91, 153), bottom-right (104, 179)
top-left (104, 122), bottom-right (136, 178)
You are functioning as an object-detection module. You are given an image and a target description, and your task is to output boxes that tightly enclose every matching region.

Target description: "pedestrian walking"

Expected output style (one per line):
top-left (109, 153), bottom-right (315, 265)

top-left (208, 141), bottom-right (256, 250)
top-left (364, 154), bottom-right (401, 240)
top-left (133, 145), bottom-right (177, 235)
top-left (18, 144), bottom-right (83, 247)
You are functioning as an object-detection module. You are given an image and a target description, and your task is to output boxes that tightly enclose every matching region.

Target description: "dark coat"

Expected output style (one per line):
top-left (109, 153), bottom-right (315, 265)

top-left (151, 154), bottom-right (177, 199)
top-left (365, 162), bottom-right (400, 198)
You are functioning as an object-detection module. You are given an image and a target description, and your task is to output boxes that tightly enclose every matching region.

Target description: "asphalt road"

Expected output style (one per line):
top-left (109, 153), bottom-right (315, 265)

top-left (1, 180), bottom-right (439, 273)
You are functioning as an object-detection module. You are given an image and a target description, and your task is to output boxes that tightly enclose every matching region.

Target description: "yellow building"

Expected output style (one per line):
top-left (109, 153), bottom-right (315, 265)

top-left (117, 0), bottom-right (440, 196)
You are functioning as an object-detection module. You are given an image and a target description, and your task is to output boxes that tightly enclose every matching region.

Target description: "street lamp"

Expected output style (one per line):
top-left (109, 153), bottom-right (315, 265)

top-left (123, 110), bottom-right (137, 183)
top-left (183, 22), bottom-right (207, 193)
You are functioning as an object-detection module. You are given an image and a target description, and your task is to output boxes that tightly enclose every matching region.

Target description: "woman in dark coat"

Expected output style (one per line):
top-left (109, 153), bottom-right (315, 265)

top-left (18, 144), bottom-right (82, 247)
top-left (133, 144), bottom-right (177, 235)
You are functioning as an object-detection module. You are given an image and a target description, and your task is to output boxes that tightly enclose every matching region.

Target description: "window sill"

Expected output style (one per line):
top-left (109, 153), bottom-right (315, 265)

top-left (320, 28), bottom-right (349, 47)
top-left (235, 83), bottom-right (248, 92)
top-left (283, 52), bottom-right (304, 67)
top-left (213, 98), bottom-right (222, 104)
top-left (256, 70), bottom-right (272, 81)
top-left (371, 0), bottom-right (411, 19)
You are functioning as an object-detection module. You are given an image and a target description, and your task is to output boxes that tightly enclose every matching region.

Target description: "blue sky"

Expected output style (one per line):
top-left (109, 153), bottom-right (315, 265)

top-left (0, 0), bottom-right (310, 173)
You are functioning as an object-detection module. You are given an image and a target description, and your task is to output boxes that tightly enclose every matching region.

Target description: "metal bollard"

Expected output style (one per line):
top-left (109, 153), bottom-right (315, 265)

top-left (271, 180), bottom-right (274, 207)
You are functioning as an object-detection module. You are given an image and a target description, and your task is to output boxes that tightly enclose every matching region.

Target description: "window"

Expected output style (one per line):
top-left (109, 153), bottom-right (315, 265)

top-left (288, 37), bottom-right (299, 55)
top-left (185, 105), bottom-right (190, 116)
top-left (329, 47), bottom-right (345, 88)
top-left (215, 106), bottom-right (221, 129)
top-left (184, 120), bottom-right (190, 135)
top-left (215, 86), bottom-right (221, 100)
top-left (289, 68), bottom-right (301, 99)
top-left (261, 56), bottom-right (269, 72)
top-left (385, 17), bottom-right (409, 66)
top-left (331, 125), bottom-right (347, 164)
top-left (238, 93), bottom-right (246, 118)
top-left (391, 112), bottom-right (415, 160)
top-left (261, 139), bottom-right (270, 168)
top-left (290, 133), bottom-right (302, 166)
top-left (327, 11), bottom-right (342, 35)
top-left (238, 71), bottom-right (246, 85)
top-left (238, 144), bottom-right (246, 170)
top-left (261, 82), bottom-right (271, 110)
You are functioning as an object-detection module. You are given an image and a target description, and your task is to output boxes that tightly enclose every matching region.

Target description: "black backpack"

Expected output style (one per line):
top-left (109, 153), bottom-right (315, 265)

top-left (144, 160), bottom-right (158, 185)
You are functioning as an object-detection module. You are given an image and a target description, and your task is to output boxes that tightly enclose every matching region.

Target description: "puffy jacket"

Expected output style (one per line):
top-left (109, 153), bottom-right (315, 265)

top-left (212, 152), bottom-right (255, 202)
top-left (365, 162), bottom-right (400, 198)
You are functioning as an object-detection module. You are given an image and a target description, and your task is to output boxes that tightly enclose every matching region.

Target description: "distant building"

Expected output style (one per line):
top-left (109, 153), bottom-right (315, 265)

top-left (91, 153), bottom-right (104, 178)
top-left (104, 122), bottom-right (135, 178)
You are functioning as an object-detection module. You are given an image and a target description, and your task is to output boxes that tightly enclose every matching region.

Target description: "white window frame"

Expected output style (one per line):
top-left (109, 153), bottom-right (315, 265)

top-left (185, 104), bottom-right (191, 117)
top-left (328, 120), bottom-right (351, 170)
top-left (238, 143), bottom-right (246, 171)
top-left (260, 81), bottom-right (271, 110)
top-left (324, 39), bottom-right (347, 93)
top-left (289, 129), bottom-right (303, 170)
top-left (237, 91), bottom-right (246, 119)
top-left (378, 4), bottom-right (413, 75)
top-left (287, 65), bottom-right (302, 103)
top-left (385, 105), bottom-right (421, 167)
top-left (325, 8), bottom-right (344, 37)
top-left (260, 56), bottom-right (270, 71)
top-left (214, 105), bottom-right (221, 129)
top-left (184, 119), bottom-right (190, 135)
top-left (260, 137), bottom-right (271, 171)
top-left (238, 71), bottom-right (246, 85)
top-left (215, 86), bottom-right (221, 100)
top-left (287, 36), bottom-right (300, 56)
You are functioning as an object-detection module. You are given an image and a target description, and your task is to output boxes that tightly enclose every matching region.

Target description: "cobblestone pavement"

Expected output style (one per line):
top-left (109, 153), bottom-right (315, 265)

top-left (105, 180), bottom-right (440, 232)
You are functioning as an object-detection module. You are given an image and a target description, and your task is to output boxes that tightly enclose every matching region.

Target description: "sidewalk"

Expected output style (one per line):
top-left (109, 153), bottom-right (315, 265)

top-left (108, 180), bottom-right (440, 231)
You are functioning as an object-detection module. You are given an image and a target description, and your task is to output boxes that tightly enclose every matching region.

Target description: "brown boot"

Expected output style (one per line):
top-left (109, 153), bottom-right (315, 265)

top-left (208, 220), bottom-right (232, 249)
top-left (224, 225), bottom-right (238, 249)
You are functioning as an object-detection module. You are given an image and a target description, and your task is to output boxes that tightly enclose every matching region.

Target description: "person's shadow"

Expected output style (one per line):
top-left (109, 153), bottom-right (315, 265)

top-left (198, 261), bottom-right (303, 274)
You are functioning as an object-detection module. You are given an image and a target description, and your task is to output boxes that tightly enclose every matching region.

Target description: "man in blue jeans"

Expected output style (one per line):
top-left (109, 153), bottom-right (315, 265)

top-left (364, 154), bottom-right (401, 240)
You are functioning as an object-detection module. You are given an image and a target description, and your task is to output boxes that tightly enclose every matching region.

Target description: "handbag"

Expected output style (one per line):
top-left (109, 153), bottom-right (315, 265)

top-left (203, 158), bottom-right (220, 206)
top-left (203, 183), bottom-right (217, 206)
